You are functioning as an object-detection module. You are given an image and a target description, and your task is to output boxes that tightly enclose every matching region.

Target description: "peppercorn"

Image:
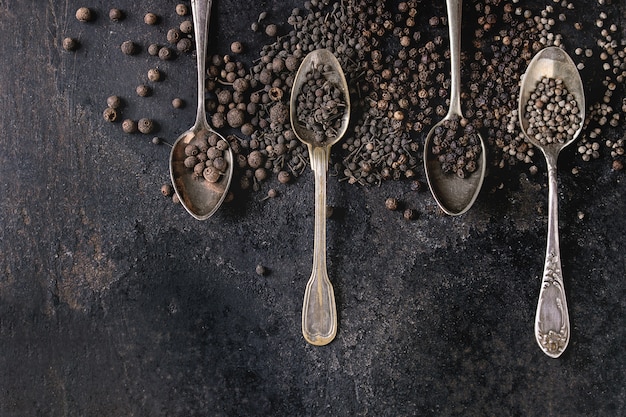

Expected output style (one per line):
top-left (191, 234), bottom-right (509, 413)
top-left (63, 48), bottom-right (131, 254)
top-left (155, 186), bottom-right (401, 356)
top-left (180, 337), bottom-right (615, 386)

top-left (120, 40), bottom-right (137, 55)
top-left (147, 68), bottom-right (161, 82)
top-left (103, 107), bottom-right (117, 122)
top-left (179, 20), bottom-right (193, 34)
top-left (277, 170), bottom-right (291, 184)
top-left (62, 37), bottom-right (78, 51)
top-left (203, 166), bottom-right (221, 182)
top-left (109, 8), bottom-right (124, 21)
top-left (147, 43), bottom-right (160, 56)
top-left (167, 28), bottom-right (182, 44)
top-left (265, 24), bottom-right (278, 37)
top-left (247, 150), bottom-right (264, 169)
top-left (106, 95), bottom-right (121, 109)
top-left (158, 47), bottom-right (173, 60)
top-left (122, 119), bottom-right (137, 134)
top-left (177, 38), bottom-right (193, 53)
top-left (136, 85), bottom-right (151, 97)
top-left (138, 118), bottom-right (154, 134)
top-left (161, 184), bottom-right (173, 197)
top-left (75, 7), bottom-right (92, 22)
top-left (403, 208), bottom-right (416, 220)
top-left (230, 41), bottom-right (244, 54)
top-left (175, 4), bottom-right (188, 16)
top-left (144, 13), bottom-right (158, 25)
top-left (172, 98), bottom-right (184, 109)
top-left (385, 197), bottom-right (399, 211)
top-left (255, 264), bottom-right (266, 276)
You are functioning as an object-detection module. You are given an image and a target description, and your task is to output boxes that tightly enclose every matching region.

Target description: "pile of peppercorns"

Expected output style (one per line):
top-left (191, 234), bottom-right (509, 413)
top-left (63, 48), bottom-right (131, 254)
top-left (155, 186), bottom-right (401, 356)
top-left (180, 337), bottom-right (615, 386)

top-left (431, 115), bottom-right (482, 178)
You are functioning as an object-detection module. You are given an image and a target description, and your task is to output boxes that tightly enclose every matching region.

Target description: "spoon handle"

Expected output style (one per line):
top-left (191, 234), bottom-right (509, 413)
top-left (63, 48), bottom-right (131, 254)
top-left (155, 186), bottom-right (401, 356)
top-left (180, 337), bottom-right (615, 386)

top-left (446, 0), bottom-right (463, 116)
top-left (191, 0), bottom-right (212, 127)
top-left (535, 157), bottom-right (570, 358)
top-left (302, 146), bottom-right (337, 346)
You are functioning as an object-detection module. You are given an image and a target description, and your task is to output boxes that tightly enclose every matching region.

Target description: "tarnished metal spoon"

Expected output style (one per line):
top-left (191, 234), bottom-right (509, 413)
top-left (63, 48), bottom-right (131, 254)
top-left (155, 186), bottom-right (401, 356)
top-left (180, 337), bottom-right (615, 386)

top-left (518, 46), bottom-right (585, 358)
top-left (289, 49), bottom-right (350, 346)
top-left (169, 0), bottom-right (233, 220)
top-left (423, 0), bottom-right (486, 216)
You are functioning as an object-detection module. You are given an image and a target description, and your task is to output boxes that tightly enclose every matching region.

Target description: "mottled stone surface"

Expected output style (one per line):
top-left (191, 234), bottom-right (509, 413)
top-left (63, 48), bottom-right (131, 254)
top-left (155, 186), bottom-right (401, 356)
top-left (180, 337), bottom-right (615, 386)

top-left (0, 1), bottom-right (624, 416)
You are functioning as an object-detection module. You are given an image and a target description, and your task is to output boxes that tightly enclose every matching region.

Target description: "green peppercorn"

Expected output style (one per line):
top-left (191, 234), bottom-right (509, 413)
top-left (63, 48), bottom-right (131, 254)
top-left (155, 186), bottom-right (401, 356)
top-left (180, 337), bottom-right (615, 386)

top-left (75, 7), bottom-right (92, 22)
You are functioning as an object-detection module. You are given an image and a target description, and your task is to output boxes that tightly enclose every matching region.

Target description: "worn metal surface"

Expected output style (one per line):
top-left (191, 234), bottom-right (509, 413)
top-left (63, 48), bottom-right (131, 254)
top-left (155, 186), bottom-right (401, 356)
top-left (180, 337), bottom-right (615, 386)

top-left (0, 1), bottom-right (624, 416)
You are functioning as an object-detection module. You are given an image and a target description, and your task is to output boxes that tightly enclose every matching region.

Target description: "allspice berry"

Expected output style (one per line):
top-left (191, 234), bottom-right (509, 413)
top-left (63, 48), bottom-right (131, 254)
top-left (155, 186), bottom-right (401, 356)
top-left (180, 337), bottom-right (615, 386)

top-left (403, 208), bottom-right (416, 220)
top-left (138, 118), bottom-right (154, 134)
top-left (147, 43), bottom-right (160, 56)
top-left (144, 13), bottom-right (158, 25)
top-left (277, 170), bottom-right (291, 184)
top-left (265, 24), bottom-right (278, 37)
top-left (158, 47), bottom-right (173, 60)
top-left (147, 68), bottom-right (161, 82)
top-left (103, 107), bottom-right (117, 122)
top-left (62, 37), bottom-right (78, 51)
top-left (106, 95), bottom-right (121, 109)
top-left (109, 8), bottom-right (124, 21)
top-left (255, 264), bottom-right (266, 276)
top-left (75, 7), bottom-right (93, 22)
top-left (179, 20), bottom-right (193, 34)
top-left (167, 28), bottom-right (182, 44)
top-left (176, 38), bottom-right (193, 53)
top-left (175, 4), bottom-right (189, 16)
top-left (247, 150), bottom-right (264, 169)
top-left (226, 108), bottom-right (245, 128)
top-left (230, 41), bottom-right (243, 54)
top-left (171, 98), bottom-right (184, 109)
top-left (385, 197), bottom-right (399, 211)
top-left (136, 85), bottom-right (151, 97)
top-left (122, 119), bottom-right (137, 133)
top-left (120, 40), bottom-right (137, 55)
top-left (160, 184), bottom-right (173, 197)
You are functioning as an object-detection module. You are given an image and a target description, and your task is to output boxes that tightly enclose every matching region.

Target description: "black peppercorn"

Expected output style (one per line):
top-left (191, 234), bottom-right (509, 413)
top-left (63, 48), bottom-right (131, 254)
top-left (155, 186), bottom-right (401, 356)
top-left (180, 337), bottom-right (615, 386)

top-left (147, 68), bottom-right (161, 82)
top-left (175, 4), bottom-right (188, 16)
top-left (179, 20), bottom-right (193, 34)
top-left (147, 43), bottom-right (160, 56)
top-left (158, 47), bottom-right (173, 60)
top-left (230, 41), bottom-right (243, 54)
top-left (136, 85), bottom-right (151, 97)
top-left (177, 38), bottom-right (193, 53)
top-left (106, 95), bottom-right (121, 109)
top-left (167, 28), bottom-right (182, 44)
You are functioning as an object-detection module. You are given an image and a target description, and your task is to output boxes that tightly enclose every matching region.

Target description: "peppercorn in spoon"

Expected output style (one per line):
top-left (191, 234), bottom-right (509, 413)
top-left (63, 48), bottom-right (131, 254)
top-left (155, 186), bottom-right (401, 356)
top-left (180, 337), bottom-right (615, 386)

top-left (169, 0), bottom-right (233, 220)
top-left (518, 46), bottom-right (585, 358)
top-left (423, 0), bottom-right (486, 215)
top-left (290, 49), bottom-right (350, 346)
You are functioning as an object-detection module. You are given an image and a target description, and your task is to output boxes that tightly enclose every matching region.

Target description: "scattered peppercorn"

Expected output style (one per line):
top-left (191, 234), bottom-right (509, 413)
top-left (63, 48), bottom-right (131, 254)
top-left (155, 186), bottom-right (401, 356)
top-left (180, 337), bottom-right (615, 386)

top-left (175, 4), bottom-right (188, 16)
top-left (138, 118), bottom-right (154, 134)
top-left (147, 43), bottom-right (160, 56)
top-left (62, 37), bottom-right (78, 51)
top-left (103, 107), bottom-right (117, 122)
top-left (255, 264), bottom-right (266, 276)
top-left (179, 20), bottom-right (193, 34)
top-left (265, 24), bottom-right (278, 37)
top-left (144, 13), bottom-right (158, 25)
top-left (385, 197), bottom-right (399, 211)
top-left (136, 85), bottom-right (151, 97)
top-left (147, 68), bottom-right (161, 82)
top-left (161, 184), bottom-right (173, 197)
top-left (109, 8), bottom-right (124, 21)
top-left (122, 119), bottom-right (137, 134)
top-left (230, 41), bottom-right (244, 54)
top-left (106, 95), bottom-right (121, 109)
top-left (75, 7), bottom-right (92, 22)
top-left (120, 40), bottom-right (137, 55)
top-left (158, 47), bottom-right (173, 60)
top-left (172, 98), bottom-right (184, 109)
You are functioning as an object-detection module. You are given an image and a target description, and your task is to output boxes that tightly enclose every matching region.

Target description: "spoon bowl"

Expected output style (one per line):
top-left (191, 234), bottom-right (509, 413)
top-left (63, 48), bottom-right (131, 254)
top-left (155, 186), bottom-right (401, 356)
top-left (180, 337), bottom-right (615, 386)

top-left (289, 49), bottom-right (350, 346)
top-left (518, 46), bottom-right (585, 358)
top-left (169, 0), bottom-right (233, 220)
top-left (423, 0), bottom-right (486, 216)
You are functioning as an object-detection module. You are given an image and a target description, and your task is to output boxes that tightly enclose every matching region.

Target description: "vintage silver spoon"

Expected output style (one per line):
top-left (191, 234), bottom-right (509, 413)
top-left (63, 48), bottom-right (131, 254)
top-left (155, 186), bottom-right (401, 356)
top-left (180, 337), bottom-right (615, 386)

top-left (518, 46), bottom-right (585, 358)
top-left (169, 0), bottom-right (233, 220)
top-left (289, 49), bottom-right (350, 346)
top-left (423, 0), bottom-right (486, 216)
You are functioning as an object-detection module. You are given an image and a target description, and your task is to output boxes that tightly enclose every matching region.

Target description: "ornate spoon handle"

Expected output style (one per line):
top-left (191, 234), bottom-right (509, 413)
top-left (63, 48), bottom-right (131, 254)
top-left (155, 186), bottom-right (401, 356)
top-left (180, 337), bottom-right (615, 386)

top-left (535, 157), bottom-right (570, 358)
top-left (301, 146), bottom-right (337, 346)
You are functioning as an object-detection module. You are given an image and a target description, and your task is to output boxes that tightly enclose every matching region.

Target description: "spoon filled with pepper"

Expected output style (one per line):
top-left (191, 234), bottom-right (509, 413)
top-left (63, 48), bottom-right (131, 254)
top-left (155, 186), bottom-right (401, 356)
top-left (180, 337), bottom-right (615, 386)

top-left (290, 49), bottom-right (350, 346)
top-left (423, 0), bottom-right (486, 215)
top-left (169, 0), bottom-right (233, 220)
top-left (518, 46), bottom-right (585, 358)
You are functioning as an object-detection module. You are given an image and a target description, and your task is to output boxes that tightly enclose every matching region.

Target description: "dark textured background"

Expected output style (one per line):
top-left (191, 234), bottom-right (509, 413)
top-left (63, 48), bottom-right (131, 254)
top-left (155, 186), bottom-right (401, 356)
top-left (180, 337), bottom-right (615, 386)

top-left (0, 1), bottom-right (624, 416)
